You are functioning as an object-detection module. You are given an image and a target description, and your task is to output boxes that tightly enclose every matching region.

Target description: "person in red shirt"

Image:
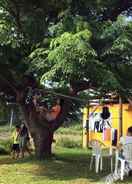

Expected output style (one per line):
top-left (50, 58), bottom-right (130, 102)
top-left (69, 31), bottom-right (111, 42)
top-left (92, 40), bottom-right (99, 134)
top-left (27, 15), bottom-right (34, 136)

top-left (45, 99), bottom-right (61, 121)
top-left (33, 96), bottom-right (64, 122)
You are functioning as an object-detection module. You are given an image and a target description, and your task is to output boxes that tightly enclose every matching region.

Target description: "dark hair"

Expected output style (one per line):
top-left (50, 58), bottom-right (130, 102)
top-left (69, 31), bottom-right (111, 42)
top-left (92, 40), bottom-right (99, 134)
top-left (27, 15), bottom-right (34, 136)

top-left (16, 125), bottom-right (20, 129)
top-left (59, 99), bottom-right (64, 107)
top-left (101, 106), bottom-right (110, 120)
top-left (33, 89), bottom-right (41, 96)
top-left (23, 73), bottom-right (37, 88)
top-left (20, 124), bottom-right (28, 136)
top-left (128, 126), bottom-right (132, 134)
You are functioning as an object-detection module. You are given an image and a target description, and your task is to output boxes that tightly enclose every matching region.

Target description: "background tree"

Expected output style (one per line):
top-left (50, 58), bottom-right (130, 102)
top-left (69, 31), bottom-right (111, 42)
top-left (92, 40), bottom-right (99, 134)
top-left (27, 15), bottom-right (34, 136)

top-left (0, 0), bottom-right (132, 158)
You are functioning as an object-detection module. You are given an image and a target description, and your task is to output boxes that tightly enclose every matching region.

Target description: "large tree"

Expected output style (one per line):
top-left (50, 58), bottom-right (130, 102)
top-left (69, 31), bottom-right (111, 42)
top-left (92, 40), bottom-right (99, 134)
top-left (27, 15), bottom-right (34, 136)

top-left (0, 0), bottom-right (132, 159)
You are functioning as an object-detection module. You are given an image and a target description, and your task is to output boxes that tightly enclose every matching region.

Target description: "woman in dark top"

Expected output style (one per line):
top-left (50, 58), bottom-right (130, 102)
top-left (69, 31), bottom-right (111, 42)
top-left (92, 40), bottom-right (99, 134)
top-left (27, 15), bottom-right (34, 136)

top-left (19, 123), bottom-right (32, 158)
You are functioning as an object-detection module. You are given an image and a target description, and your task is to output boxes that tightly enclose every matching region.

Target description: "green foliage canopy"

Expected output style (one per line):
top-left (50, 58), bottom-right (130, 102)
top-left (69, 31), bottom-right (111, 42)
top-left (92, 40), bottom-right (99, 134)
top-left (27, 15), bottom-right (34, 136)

top-left (0, 0), bottom-right (132, 100)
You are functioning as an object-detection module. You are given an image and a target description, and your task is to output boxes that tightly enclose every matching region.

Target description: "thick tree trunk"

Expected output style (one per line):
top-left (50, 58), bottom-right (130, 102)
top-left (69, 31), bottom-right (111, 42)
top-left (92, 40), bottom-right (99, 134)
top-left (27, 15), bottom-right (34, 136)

top-left (20, 105), bottom-right (54, 159)
top-left (32, 127), bottom-right (53, 159)
top-left (27, 120), bottom-right (54, 159)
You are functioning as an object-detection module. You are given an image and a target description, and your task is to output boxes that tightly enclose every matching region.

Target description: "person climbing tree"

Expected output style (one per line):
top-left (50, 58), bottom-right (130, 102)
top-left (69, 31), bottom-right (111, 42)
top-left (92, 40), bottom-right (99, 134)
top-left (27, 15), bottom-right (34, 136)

top-left (31, 97), bottom-right (64, 157)
top-left (44, 98), bottom-right (63, 122)
top-left (33, 97), bottom-right (64, 122)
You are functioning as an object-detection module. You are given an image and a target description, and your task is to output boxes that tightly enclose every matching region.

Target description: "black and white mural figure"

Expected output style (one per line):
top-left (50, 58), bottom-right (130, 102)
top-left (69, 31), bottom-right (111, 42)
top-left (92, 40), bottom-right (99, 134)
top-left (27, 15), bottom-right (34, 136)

top-left (89, 106), bottom-right (112, 133)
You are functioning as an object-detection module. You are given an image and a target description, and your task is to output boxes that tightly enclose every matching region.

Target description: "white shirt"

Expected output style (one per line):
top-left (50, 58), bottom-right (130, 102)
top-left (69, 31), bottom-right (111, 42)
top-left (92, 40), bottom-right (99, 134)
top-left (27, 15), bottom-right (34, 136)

top-left (120, 136), bottom-right (132, 145)
top-left (119, 136), bottom-right (132, 168)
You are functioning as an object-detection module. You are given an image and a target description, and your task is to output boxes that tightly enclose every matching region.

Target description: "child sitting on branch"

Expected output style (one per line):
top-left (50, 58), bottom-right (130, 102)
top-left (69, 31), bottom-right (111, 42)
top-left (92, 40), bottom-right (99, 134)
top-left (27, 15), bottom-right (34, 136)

top-left (33, 94), bottom-right (64, 122)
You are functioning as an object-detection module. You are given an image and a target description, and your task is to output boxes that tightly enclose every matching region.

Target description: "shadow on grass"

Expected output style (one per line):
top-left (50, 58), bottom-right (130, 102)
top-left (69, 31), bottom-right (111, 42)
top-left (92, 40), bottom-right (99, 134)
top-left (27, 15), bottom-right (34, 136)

top-left (0, 148), bottom-right (131, 183)
top-left (33, 149), bottom-right (113, 183)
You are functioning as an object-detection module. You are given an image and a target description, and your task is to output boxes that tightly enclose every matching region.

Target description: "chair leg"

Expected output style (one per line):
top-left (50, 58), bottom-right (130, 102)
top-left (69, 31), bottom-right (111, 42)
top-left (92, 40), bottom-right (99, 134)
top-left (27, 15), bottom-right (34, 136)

top-left (126, 163), bottom-right (129, 176)
top-left (111, 156), bottom-right (113, 173)
top-left (114, 151), bottom-right (119, 175)
top-left (100, 157), bottom-right (103, 171)
top-left (96, 155), bottom-right (100, 173)
top-left (121, 160), bottom-right (125, 180)
top-left (90, 156), bottom-right (94, 170)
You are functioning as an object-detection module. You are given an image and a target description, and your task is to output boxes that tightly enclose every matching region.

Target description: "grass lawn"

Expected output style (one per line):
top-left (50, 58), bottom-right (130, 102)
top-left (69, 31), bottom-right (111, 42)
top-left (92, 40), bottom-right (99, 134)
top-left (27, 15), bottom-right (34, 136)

top-left (0, 147), bottom-right (132, 184)
top-left (0, 124), bottom-right (131, 184)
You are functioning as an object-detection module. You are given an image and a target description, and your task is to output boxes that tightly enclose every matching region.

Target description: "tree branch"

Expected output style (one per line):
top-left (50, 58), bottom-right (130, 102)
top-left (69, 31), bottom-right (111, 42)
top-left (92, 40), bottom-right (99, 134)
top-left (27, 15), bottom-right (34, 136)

top-left (8, 0), bottom-right (25, 35)
top-left (102, 0), bottom-right (132, 21)
top-left (70, 80), bottom-right (95, 94)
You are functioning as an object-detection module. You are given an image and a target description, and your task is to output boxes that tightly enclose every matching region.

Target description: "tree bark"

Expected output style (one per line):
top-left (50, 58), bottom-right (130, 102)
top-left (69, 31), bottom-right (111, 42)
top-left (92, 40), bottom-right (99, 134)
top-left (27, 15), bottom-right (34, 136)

top-left (20, 104), bottom-right (54, 159)
top-left (32, 126), bottom-right (53, 159)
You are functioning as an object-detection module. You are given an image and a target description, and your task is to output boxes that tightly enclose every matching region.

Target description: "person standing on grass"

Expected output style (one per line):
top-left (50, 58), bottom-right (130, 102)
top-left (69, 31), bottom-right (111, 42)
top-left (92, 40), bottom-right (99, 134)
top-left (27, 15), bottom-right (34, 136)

top-left (119, 126), bottom-right (132, 175)
top-left (11, 125), bottom-right (21, 159)
top-left (19, 123), bottom-right (32, 158)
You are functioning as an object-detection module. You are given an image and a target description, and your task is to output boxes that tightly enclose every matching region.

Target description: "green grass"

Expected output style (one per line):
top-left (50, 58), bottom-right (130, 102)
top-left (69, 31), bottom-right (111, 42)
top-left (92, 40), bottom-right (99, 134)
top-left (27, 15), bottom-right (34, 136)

top-left (0, 124), bottom-right (131, 184)
top-left (0, 147), bottom-right (131, 184)
top-left (55, 124), bottom-right (82, 148)
top-left (56, 124), bottom-right (82, 135)
top-left (0, 147), bottom-right (105, 184)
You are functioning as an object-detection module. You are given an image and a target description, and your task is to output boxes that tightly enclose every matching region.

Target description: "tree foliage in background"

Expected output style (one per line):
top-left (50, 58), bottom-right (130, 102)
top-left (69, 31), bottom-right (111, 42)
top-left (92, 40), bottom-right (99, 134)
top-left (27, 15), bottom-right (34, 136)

top-left (0, 0), bottom-right (132, 158)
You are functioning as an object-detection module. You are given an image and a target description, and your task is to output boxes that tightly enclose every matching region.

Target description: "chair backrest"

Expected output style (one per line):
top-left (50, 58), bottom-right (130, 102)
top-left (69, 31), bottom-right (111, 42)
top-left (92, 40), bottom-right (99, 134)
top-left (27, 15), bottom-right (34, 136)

top-left (89, 139), bottom-right (105, 155)
top-left (123, 143), bottom-right (132, 161)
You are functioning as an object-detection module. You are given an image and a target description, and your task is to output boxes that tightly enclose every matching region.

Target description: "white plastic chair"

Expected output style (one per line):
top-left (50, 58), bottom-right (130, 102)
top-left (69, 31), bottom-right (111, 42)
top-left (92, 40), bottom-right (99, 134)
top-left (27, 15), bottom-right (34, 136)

top-left (89, 139), bottom-right (113, 173)
top-left (115, 143), bottom-right (132, 180)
